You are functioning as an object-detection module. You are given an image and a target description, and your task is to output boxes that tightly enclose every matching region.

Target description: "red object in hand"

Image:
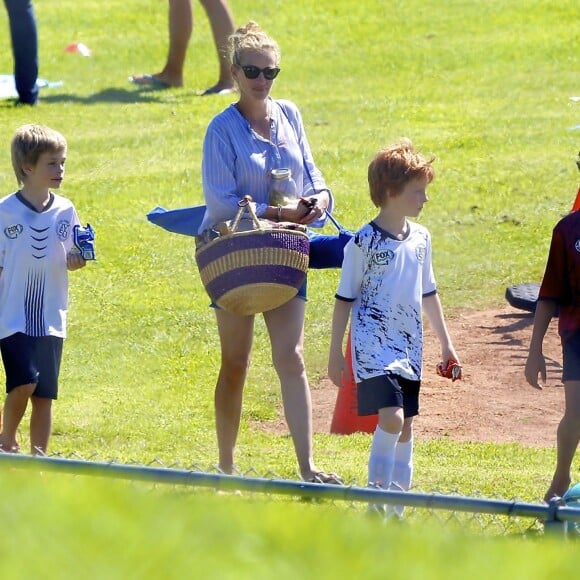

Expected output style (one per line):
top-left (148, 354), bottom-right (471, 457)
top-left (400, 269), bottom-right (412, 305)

top-left (436, 358), bottom-right (462, 382)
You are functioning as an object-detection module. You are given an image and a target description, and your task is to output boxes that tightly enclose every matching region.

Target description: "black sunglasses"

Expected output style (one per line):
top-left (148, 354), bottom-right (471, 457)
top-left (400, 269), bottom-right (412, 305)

top-left (238, 64), bottom-right (280, 80)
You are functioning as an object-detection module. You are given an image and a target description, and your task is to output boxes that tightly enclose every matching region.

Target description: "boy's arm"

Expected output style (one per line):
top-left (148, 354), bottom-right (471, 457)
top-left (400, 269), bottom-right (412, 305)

top-left (328, 299), bottom-right (352, 387)
top-left (67, 251), bottom-right (86, 271)
top-left (423, 293), bottom-right (460, 366)
top-left (524, 299), bottom-right (558, 389)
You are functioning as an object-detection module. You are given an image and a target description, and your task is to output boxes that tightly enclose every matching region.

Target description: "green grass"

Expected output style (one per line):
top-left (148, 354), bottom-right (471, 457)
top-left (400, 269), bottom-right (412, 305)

top-left (0, 0), bottom-right (579, 575)
top-left (0, 472), bottom-right (578, 580)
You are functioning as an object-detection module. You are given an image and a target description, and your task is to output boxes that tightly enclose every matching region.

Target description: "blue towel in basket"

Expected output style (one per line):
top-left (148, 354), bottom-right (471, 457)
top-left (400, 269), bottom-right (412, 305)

top-left (146, 205), bottom-right (206, 236)
top-left (146, 205), bottom-right (353, 269)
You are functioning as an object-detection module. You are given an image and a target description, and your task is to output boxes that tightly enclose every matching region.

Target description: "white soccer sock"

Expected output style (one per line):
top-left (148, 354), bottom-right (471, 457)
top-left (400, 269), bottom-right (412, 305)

top-left (387, 438), bottom-right (414, 518)
top-left (391, 438), bottom-right (414, 491)
top-left (367, 426), bottom-right (400, 488)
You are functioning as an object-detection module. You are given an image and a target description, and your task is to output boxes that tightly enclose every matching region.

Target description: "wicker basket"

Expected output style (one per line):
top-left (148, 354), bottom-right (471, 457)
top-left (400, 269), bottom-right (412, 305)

top-left (196, 198), bottom-right (309, 315)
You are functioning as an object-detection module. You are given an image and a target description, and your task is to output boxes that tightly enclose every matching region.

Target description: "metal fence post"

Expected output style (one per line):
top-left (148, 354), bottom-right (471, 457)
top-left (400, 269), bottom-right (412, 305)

top-left (544, 497), bottom-right (568, 538)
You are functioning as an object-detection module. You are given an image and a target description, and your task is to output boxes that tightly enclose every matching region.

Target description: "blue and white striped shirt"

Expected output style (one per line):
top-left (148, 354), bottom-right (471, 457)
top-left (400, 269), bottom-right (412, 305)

top-left (199, 98), bottom-right (333, 233)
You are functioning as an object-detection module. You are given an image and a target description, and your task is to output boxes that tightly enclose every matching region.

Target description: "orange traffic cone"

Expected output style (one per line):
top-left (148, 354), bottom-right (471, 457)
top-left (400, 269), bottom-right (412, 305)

top-left (330, 329), bottom-right (378, 435)
top-left (572, 185), bottom-right (580, 212)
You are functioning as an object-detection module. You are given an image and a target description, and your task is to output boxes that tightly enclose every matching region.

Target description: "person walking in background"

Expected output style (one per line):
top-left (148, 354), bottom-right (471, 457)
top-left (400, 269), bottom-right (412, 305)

top-left (328, 140), bottom-right (460, 516)
top-left (199, 21), bottom-right (341, 483)
top-left (3, 0), bottom-right (38, 105)
top-left (129, 0), bottom-right (236, 95)
top-left (0, 125), bottom-right (88, 455)
top-left (525, 208), bottom-right (580, 503)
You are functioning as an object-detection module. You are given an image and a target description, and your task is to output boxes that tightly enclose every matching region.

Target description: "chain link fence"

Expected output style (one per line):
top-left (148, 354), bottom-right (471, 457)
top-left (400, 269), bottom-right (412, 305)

top-left (1, 452), bottom-right (578, 539)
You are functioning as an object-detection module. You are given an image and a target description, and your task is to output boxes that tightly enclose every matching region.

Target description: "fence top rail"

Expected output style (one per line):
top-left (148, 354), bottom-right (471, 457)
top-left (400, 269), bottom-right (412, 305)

top-left (2, 453), bottom-right (578, 524)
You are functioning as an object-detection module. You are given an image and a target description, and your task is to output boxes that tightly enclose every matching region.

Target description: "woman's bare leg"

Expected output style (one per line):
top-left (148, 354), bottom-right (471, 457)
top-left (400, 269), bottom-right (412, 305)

top-left (214, 309), bottom-right (254, 473)
top-left (264, 298), bottom-right (320, 479)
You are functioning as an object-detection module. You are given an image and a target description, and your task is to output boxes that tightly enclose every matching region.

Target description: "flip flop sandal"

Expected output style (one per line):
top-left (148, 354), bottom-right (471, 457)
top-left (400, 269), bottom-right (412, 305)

top-left (307, 472), bottom-right (344, 485)
top-left (128, 74), bottom-right (172, 89)
top-left (0, 443), bottom-right (20, 453)
top-left (199, 86), bottom-right (237, 96)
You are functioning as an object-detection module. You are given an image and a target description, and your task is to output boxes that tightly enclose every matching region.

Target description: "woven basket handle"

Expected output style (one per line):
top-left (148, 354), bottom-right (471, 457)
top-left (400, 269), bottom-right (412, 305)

top-left (230, 196), bottom-right (263, 233)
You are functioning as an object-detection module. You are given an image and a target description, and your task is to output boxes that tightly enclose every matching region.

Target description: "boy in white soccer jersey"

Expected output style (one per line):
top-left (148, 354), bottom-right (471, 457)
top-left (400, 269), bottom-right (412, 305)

top-left (0, 124), bottom-right (86, 455)
top-left (328, 139), bottom-right (460, 513)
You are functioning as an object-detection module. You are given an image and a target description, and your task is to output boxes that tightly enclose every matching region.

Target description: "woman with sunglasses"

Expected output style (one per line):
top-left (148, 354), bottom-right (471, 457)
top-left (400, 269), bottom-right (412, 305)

top-left (199, 21), bottom-right (340, 484)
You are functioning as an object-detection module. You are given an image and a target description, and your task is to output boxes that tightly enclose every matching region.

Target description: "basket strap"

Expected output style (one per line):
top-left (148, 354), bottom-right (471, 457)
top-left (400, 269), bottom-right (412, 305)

top-left (278, 102), bottom-right (348, 233)
top-left (230, 196), bottom-right (263, 233)
top-left (325, 211), bottom-right (347, 233)
top-left (244, 199), bottom-right (263, 229)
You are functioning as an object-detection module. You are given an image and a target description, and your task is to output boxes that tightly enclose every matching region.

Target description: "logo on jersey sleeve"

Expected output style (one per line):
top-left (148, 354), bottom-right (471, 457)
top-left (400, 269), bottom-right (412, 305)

top-left (56, 220), bottom-right (71, 241)
top-left (415, 244), bottom-right (426, 264)
top-left (575, 239), bottom-right (580, 253)
top-left (4, 224), bottom-right (24, 239)
top-left (372, 249), bottom-right (395, 266)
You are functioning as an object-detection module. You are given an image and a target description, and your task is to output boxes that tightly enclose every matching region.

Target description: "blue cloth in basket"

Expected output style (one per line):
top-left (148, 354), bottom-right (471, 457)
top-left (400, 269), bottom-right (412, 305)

top-left (146, 205), bottom-right (206, 236)
top-left (307, 213), bottom-right (353, 269)
top-left (146, 205), bottom-right (353, 269)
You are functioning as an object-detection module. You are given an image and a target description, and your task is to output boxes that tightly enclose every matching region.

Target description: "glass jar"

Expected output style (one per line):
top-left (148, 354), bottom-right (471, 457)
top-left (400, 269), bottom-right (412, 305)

top-left (269, 168), bottom-right (297, 207)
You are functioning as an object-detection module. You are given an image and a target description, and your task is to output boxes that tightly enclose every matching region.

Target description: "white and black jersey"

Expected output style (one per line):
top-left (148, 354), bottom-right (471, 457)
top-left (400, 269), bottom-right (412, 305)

top-left (336, 220), bottom-right (437, 382)
top-left (0, 192), bottom-right (80, 339)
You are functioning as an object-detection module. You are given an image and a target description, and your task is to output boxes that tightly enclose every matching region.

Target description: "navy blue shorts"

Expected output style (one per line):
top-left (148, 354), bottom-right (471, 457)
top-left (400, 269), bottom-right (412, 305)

top-left (295, 278), bottom-right (307, 301)
top-left (0, 333), bottom-right (63, 399)
top-left (357, 373), bottom-right (420, 418)
top-left (562, 330), bottom-right (580, 382)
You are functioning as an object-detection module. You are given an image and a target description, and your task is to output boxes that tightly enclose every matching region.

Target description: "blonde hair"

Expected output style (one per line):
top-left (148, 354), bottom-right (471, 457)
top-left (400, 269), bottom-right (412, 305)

top-left (368, 138), bottom-right (435, 207)
top-left (228, 21), bottom-right (280, 66)
top-left (11, 124), bottom-right (67, 186)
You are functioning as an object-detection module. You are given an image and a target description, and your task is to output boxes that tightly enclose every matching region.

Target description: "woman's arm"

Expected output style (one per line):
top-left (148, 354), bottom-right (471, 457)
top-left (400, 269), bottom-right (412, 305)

top-left (328, 299), bottom-right (352, 387)
top-left (202, 121), bottom-right (245, 223)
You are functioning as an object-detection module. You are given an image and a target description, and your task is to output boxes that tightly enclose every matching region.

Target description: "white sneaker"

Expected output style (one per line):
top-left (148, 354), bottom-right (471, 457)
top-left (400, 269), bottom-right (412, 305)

top-left (386, 481), bottom-right (405, 519)
top-left (366, 482), bottom-right (386, 518)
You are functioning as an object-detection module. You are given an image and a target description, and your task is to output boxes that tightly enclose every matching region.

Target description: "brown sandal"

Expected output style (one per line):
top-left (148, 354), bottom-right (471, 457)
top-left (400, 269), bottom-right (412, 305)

top-left (307, 472), bottom-right (344, 485)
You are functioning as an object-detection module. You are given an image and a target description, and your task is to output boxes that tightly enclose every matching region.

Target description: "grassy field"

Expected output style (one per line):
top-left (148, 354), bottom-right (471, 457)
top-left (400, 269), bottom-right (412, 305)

top-left (0, 0), bottom-right (579, 576)
top-left (0, 472), bottom-right (577, 580)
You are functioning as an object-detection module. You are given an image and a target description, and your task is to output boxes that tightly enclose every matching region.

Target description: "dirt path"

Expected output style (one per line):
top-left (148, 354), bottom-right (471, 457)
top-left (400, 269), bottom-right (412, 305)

top-left (256, 306), bottom-right (564, 448)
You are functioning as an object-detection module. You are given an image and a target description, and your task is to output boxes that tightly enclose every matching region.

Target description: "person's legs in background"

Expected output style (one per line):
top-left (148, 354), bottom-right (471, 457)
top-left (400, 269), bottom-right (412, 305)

top-left (129, 0), bottom-right (192, 88)
top-left (157, 0), bottom-right (193, 87)
top-left (4, 0), bottom-right (38, 105)
top-left (129, 0), bottom-right (235, 93)
top-left (199, 0), bottom-right (235, 94)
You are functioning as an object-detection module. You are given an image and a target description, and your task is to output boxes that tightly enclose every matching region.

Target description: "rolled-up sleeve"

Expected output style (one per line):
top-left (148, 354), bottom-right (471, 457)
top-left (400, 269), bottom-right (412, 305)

top-left (201, 121), bottom-right (243, 230)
